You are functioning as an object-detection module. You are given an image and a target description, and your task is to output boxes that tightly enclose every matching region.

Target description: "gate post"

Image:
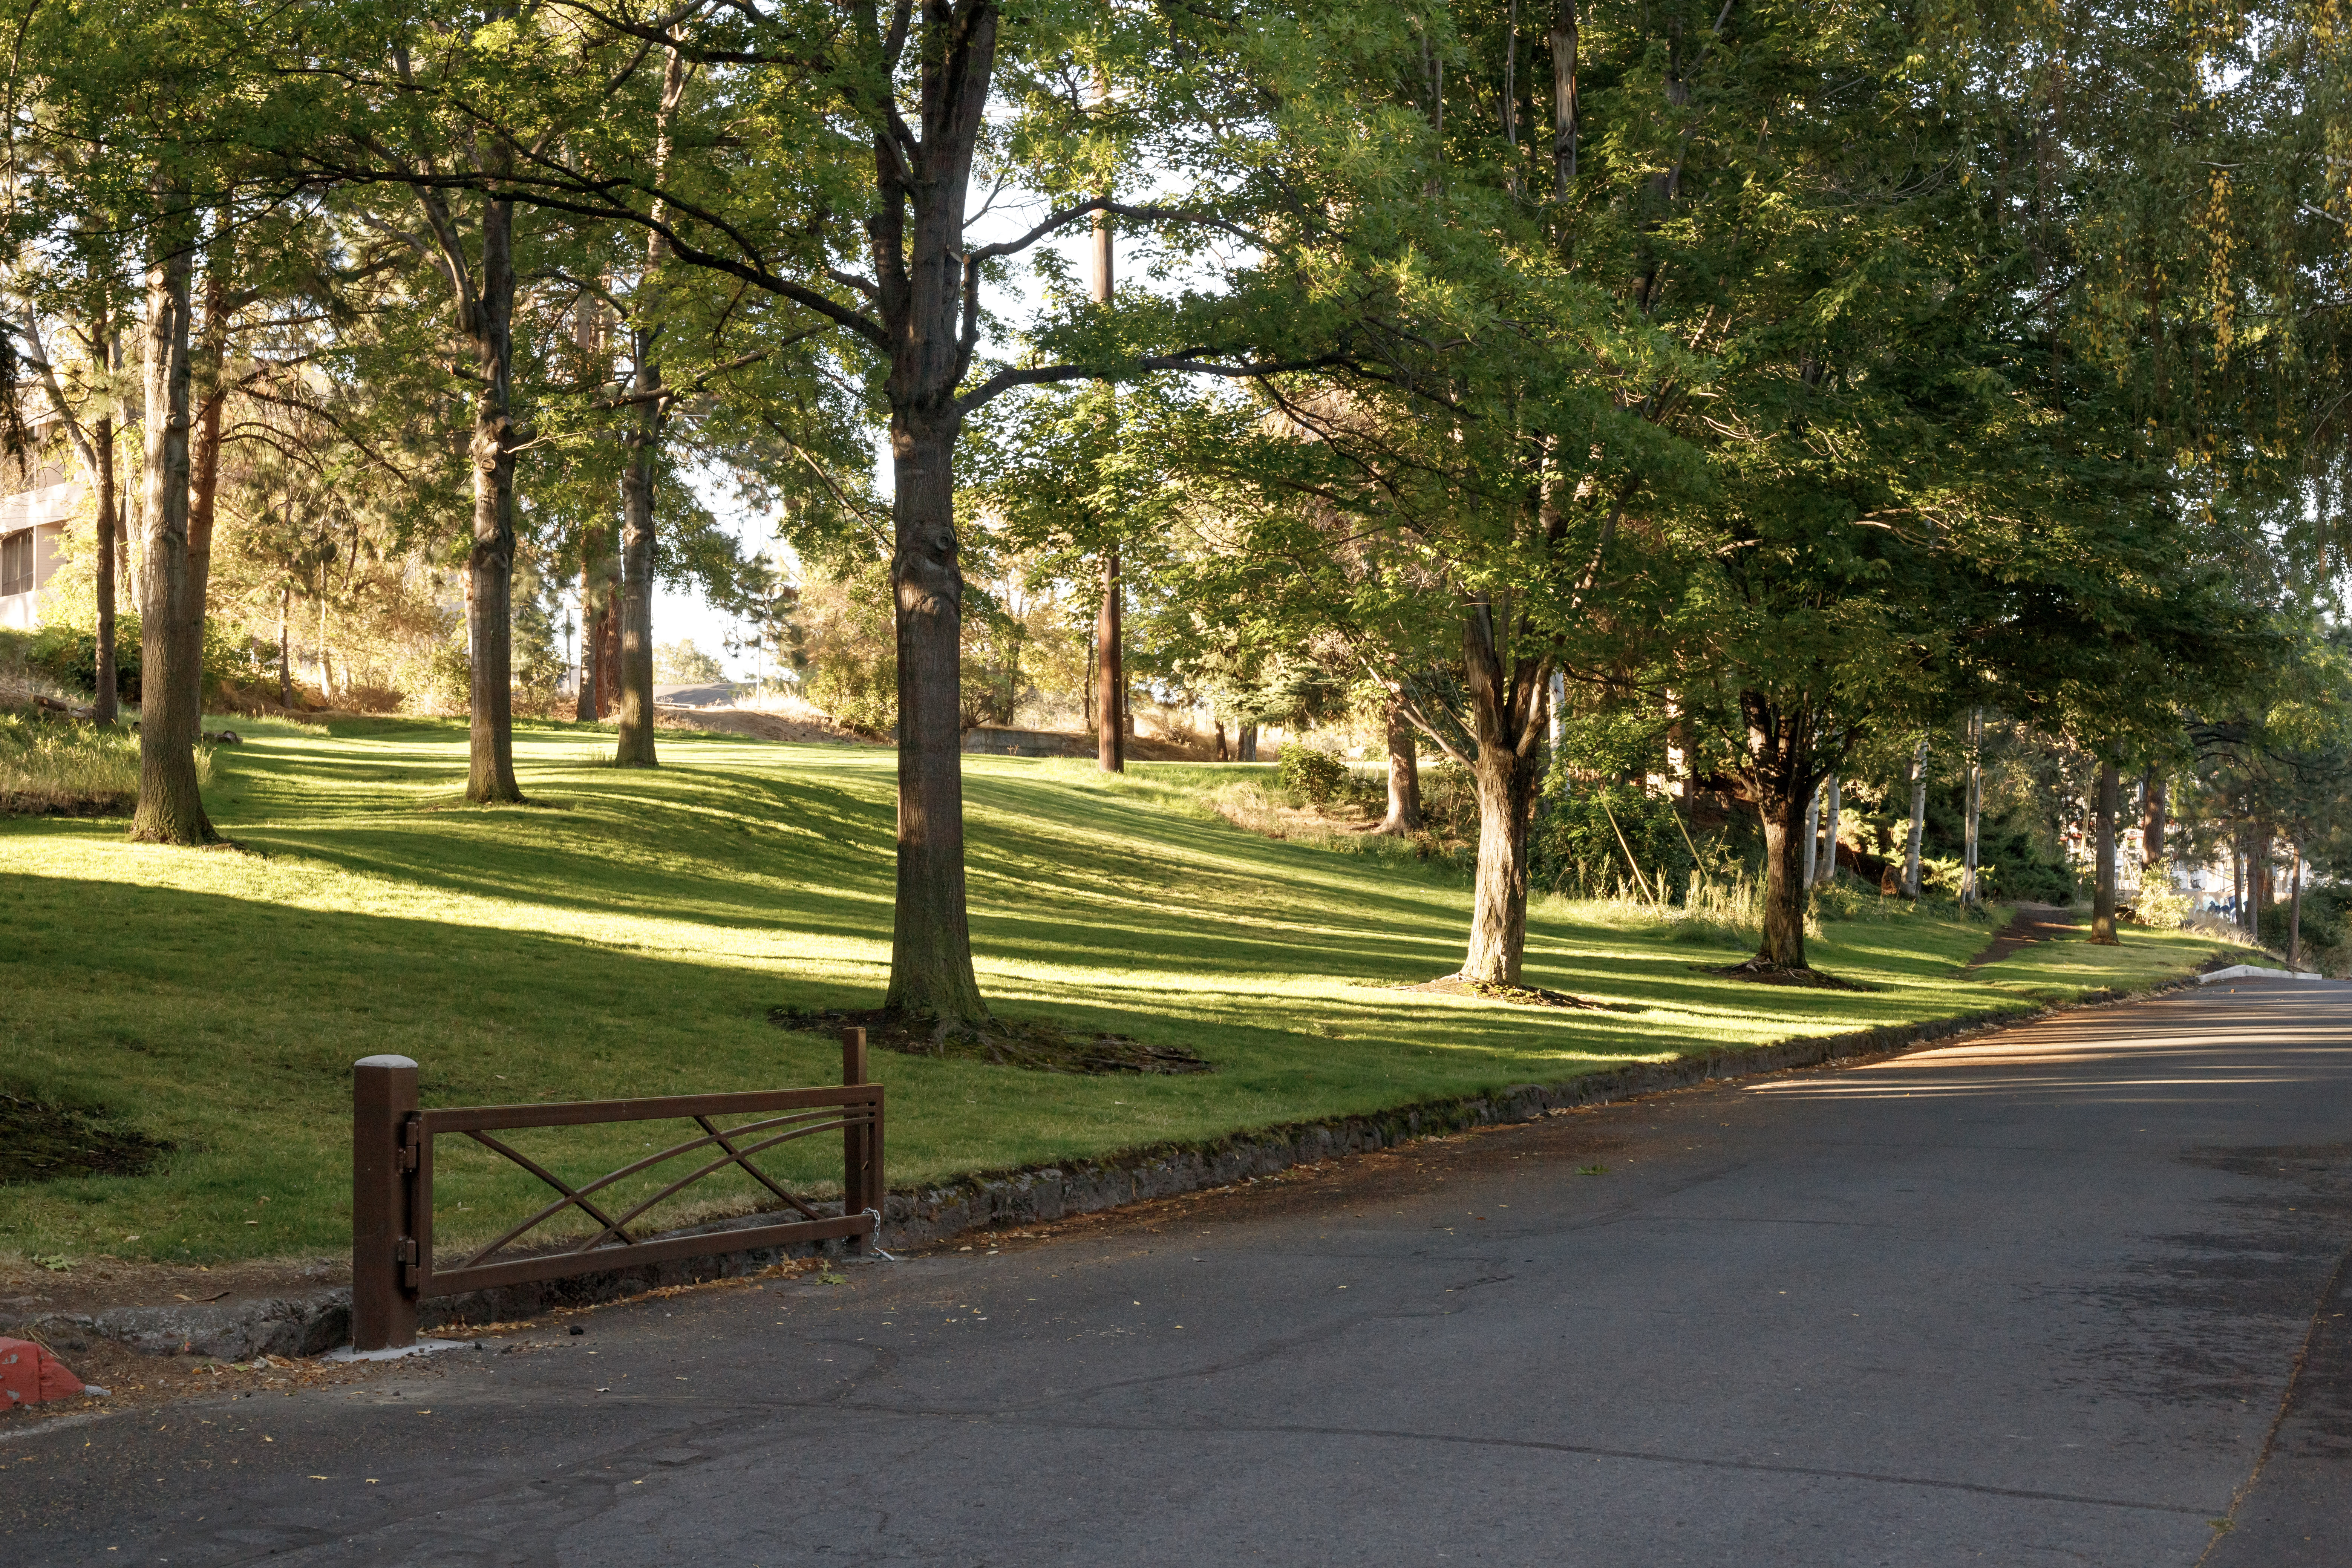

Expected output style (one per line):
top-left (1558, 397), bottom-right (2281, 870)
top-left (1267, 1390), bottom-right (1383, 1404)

top-left (842, 1027), bottom-right (870, 1252)
top-left (352, 1055), bottom-right (420, 1351)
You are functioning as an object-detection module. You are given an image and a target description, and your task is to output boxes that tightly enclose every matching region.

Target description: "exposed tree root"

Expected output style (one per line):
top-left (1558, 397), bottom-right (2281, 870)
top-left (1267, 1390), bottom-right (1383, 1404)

top-left (1402, 974), bottom-right (1608, 1009)
top-left (1700, 957), bottom-right (1874, 990)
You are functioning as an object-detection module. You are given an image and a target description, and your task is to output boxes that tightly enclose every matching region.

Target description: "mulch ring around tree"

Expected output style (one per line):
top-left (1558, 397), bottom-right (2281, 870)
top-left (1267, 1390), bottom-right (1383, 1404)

top-left (1398, 975), bottom-right (1615, 1009)
top-left (769, 1008), bottom-right (1213, 1075)
top-left (1694, 958), bottom-right (1876, 991)
top-left (0, 1093), bottom-right (173, 1186)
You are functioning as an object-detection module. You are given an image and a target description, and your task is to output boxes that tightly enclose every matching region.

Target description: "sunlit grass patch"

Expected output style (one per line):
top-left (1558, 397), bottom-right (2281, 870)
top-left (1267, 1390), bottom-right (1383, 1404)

top-left (0, 718), bottom-right (2234, 1267)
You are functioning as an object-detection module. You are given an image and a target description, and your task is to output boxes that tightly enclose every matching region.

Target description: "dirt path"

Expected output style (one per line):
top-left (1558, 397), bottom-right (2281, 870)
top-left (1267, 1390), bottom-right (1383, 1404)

top-left (1963, 900), bottom-right (2079, 967)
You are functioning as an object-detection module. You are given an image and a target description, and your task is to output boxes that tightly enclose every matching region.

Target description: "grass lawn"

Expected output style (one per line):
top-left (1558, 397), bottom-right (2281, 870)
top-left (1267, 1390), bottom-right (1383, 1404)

top-left (0, 715), bottom-right (2233, 1269)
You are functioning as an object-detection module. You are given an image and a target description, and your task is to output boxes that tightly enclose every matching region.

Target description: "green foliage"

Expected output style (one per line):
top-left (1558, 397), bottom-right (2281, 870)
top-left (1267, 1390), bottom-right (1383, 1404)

top-left (1533, 775), bottom-right (1696, 903)
top-left (1276, 747), bottom-right (1351, 807)
top-left (2132, 867), bottom-right (2193, 932)
top-left (6, 623), bottom-right (140, 703)
top-left (654, 640), bottom-right (726, 686)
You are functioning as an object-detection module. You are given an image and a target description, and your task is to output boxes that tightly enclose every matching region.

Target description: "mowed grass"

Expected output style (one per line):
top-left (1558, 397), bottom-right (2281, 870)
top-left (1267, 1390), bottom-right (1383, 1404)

top-left (0, 715), bottom-right (2231, 1268)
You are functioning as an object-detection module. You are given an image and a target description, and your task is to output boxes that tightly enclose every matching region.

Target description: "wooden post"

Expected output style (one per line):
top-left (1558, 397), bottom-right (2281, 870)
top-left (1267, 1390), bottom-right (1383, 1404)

top-left (842, 1027), bottom-right (870, 1252)
top-left (351, 1055), bottom-right (420, 1351)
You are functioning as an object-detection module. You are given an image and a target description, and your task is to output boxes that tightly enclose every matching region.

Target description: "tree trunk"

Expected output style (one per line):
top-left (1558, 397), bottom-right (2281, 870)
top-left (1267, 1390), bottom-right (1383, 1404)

top-left (1096, 547), bottom-right (1123, 772)
top-left (464, 181), bottom-right (523, 803)
top-left (93, 413), bottom-right (118, 724)
top-left (2253, 831), bottom-right (2270, 939)
top-left (883, 408), bottom-right (988, 1023)
top-left (574, 538), bottom-right (601, 721)
top-left (614, 409), bottom-right (662, 766)
top-left (1239, 723), bottom-right (1257, 762)
top-left (127, 197), bottom-right (215, 846)
top-left (613, 44), bottom-right (684, 769)
top-left (1737, 692), bottom-right (1819, 970)
top-left (1816, 774), bottom-right (1841, 886)
top-left (596, 593), bottom-right (619, 718)
top-left (1549, 0), bottom-right (1579, 192)
top-left (1378, 699), bottom-right (1423, 833)
top-left (1460, 736), bottom-right (1539, 983)
top-left (1960, 709), bottom-right (1983, 905)
top-left (181, 255), bottom-right (230, 726)
top-left (1455, 599), bottom-right (1547, 985)
top-left (1802, 784), bottom-right (1819, 888)
top-left (2090, 757), bottom-right (2119, 943)
top-left (1089, 128), bottom-right (1123, 776)
top-left (2142, 766), bottom-right (2166, 864)
top-left (1758, 775), bottom-right (1811, 969)
top-left (2289, 845), bottom-right (2303, 970)
top-left (1903, 738), bottom-right (1926, 896)
top-left (318, 589), bottom-right (334, 701)
top-left (277, 584), bottom-right (291, 706)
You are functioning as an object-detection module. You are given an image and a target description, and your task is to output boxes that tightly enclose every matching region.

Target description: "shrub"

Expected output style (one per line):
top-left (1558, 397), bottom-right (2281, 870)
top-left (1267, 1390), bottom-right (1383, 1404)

top-left (1531, 769), bottom-right (1695, 900)
top-left (1277, 746), bottom-right (1351, 806)
top-left (2130, 864), bottom-right (2192, 931)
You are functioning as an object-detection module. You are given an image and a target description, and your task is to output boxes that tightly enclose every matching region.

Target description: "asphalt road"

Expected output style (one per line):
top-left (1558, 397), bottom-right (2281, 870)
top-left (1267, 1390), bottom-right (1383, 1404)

top-left (5, 980), bottom-right (2349, 1567)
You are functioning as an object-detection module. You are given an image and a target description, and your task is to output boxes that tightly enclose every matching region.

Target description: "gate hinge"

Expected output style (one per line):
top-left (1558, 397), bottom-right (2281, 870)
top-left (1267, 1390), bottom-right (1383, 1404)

top-left (397, 1118), bottom-right (421, 1174)
top-left (396, 1236), bottom-right (420, 1289)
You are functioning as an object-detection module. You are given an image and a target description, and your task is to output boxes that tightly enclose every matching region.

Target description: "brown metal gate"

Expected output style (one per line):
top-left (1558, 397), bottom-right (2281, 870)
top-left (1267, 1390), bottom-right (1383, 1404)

top-left (351, 1029), bottom-right (883, 1351)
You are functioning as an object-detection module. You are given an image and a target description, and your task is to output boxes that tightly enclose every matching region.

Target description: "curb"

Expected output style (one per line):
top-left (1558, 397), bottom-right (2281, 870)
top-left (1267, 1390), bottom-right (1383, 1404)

top-left (13, 975), bottom-right (2205, 1362)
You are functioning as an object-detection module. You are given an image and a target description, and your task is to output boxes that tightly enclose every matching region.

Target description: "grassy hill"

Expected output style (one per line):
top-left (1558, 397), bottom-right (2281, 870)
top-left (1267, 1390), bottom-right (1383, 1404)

top-left (0, 714), bottom-right (2227, 1266)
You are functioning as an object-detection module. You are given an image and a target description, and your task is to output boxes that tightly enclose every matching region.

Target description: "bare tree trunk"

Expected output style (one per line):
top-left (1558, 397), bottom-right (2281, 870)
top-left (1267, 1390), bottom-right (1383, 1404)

top-left (1239, 723), bottom-right (1258, 762)
top-left (614, 432), bottom-right (660, 763)
top-left (882, 407), bottom-right (988, 1023)
top-left (1461, 735), bottom-right (1539, 982)
top-left (595, 591), bottom-right (619, 718)
top-left (2142, 766), bottom-right (2166, 864)
top-left (1090, 109), bottom-right (1123, 776)
top-left (614, 44), bottom-right (685, 769)
top-left (464, 177), bottom-right (523, 803)
top-left (1378, 699), bottom-right (1423, 833)
top-left (180, 254), bottom-right (229, 726)
top-left (574, 539), bottom-right (600, 720)
top-left (1549, 0), bottom-right (1579, 192)
top-left (1758, 778), bottom-right (1810, 969)
top-left (1903, 738), bottom-right (1926, 896)
top-left (318, 587), bottom-right (334, 701)
top-left (1960, 709), bottom-right (1983, 905)
top-left (1802, 784), bottom-right (1819, 887)
top-left (128, 194), bottom-right (214, 846)
top-left (1455, 599), bottom-right (1547, 985)
top-left (1736, 692), bottom-right (1819, 971)
top-left (2289, 845), bottom-right (2304, 969)
top-left (1095, 547), bottom-right (1123, 772)
top-left (92, 412), bottom-right (118, 724)
top-left (277, 584), bottom-right (291, 706)
top-left (2090, 757), bottom-right (2119, 943)
top-left (1816, 774), bottom-right (1841, 885)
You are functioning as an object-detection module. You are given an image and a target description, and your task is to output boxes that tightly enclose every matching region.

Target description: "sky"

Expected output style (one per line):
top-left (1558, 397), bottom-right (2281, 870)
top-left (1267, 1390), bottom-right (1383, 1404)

top-left (624, 199), bottom-right (1110, 689)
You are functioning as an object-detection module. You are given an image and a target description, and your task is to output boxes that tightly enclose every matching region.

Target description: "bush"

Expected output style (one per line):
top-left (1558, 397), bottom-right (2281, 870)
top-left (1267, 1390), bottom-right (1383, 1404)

top-left (1277, 746), bottom-right (1351, 806)
top-left (2130, 864), bottom-right (2192, 931)
top-left (1531, 766), bottom-right (1695, 900)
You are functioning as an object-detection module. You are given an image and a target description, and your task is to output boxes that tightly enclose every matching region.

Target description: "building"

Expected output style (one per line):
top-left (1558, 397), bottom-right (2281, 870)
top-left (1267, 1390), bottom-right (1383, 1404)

top-left (0, 424), bottom-right (80, 632)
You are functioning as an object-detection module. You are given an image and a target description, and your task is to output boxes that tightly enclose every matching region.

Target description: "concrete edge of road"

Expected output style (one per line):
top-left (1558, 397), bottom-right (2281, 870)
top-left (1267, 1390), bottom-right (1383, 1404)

top-left (13, 968), bottom-right (2218, 1366)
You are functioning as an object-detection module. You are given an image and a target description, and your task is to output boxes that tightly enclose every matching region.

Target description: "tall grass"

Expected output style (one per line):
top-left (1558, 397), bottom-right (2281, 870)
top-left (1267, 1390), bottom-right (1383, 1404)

top-left (0, 663), bottom-right (213, 813)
